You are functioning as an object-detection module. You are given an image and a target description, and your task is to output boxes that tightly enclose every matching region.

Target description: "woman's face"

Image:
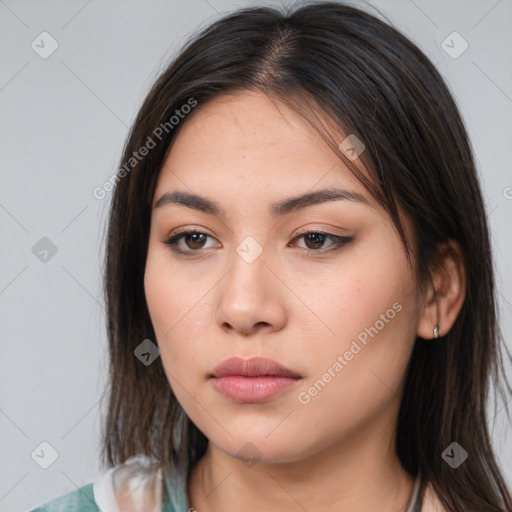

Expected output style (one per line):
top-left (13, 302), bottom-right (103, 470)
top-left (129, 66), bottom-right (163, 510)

top-left (144, 90), bottom-right (421, 464)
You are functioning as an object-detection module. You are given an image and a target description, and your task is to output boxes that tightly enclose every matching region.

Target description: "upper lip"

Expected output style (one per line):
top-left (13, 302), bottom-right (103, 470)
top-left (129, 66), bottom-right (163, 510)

top-left (211, 356), bottom-right (302, 379)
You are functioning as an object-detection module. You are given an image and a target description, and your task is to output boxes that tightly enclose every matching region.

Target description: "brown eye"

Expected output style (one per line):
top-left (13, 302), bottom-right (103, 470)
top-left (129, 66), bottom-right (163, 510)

top-left (164, 230), bottom-right (216, 254)
top-left (303, 232), bottom-right (327, 250)
top-left (182, 232), bottom-right (208, 249)
top-left (164, 229), bottom-right (353, 256)
top-left (294, 231), bottom-right (353, 252)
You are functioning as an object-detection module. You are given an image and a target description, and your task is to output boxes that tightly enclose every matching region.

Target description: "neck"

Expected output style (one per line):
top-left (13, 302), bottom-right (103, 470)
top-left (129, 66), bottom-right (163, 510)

top-left (187, 419), bottom-right (415, 512)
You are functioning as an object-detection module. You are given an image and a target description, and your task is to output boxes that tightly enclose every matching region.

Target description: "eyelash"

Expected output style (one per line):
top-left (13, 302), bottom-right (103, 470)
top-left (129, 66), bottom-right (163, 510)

top-left (164, 228), bottom-right (353, 256)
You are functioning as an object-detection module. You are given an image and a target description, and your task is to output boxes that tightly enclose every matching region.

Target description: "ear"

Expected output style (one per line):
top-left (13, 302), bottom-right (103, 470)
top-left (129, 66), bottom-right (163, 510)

top-left (417, 240), bottom-right (466, 339)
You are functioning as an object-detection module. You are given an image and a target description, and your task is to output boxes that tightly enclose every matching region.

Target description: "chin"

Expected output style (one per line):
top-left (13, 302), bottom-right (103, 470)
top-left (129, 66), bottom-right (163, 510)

top-left (209, 432), bottom-right (311, 466)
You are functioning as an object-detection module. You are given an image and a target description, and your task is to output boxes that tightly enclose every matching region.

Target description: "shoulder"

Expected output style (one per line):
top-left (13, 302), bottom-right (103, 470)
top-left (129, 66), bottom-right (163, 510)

top-left (92, 453), bottom-right (164, 512)
top-left (29, 454), bottom-right (170, 512)
top-left (28, 482), bottom-right (98, 511)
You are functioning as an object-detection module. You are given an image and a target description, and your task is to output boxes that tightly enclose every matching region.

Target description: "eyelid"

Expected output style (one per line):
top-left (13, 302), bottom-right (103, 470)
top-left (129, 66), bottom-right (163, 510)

top-left (292, 224), bottom-right (349, 237)
top-left (166, 222), bottom-right (349, 238)
top-left (167, 225), bottom-right (211, 237)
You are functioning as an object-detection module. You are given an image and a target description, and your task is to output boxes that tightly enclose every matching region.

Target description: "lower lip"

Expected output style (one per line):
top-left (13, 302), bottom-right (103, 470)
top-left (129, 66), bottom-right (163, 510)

top-left (211, 376), bottom-right (301, 403)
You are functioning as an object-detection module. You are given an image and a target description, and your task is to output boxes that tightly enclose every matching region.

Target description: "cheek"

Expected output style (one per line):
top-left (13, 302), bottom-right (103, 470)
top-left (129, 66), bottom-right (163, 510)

top-left (295, 232), bottom-right (417, 406)
top-left (291, 296), bottom-right (416, 453)
top-left (144, 242), bottom-right (194, 334)
top-left (144, 257), bottom-right (175, 338)
top-left (299, 235), bottom-right (413, 349)
top-left (144, 251), bottom-right (214, 376)
top-left (144, 250), bottom-right (186, 364)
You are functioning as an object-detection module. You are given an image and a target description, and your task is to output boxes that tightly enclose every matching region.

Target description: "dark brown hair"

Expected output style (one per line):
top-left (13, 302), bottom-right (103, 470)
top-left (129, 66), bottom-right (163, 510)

top-left (99, 2), bottom-right (512, 510)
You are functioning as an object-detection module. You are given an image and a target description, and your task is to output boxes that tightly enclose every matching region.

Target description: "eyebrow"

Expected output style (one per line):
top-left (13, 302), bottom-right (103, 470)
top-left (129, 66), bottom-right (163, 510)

top-left (154, 187), bottom-right (372, 218)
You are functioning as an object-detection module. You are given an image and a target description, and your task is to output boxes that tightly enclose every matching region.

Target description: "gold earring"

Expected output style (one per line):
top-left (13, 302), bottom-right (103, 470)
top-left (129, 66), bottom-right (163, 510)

top-left (433, 325), bottom-right (439, 339)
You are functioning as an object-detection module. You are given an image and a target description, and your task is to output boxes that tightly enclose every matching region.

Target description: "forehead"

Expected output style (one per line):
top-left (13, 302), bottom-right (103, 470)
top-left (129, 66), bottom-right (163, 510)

top-left (156, 90), bottom-right (368, 197)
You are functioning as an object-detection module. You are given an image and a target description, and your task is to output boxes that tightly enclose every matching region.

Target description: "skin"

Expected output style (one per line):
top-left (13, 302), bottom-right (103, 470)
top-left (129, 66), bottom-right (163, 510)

top-left (144, 90), bottom-right (466, 512)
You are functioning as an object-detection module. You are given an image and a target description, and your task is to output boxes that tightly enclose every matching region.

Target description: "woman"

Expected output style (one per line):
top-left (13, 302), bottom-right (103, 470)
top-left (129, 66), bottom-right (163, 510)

top-left (31, 1), bottom-right (512, 511)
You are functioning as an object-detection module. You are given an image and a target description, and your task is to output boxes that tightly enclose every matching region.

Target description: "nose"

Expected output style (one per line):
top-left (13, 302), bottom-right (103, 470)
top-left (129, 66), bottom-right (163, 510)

top-left (214, 243), bottom-right (287, 336)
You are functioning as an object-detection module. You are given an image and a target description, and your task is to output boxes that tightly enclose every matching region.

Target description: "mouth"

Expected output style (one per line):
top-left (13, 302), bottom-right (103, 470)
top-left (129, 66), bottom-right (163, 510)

top-left (209, 356), bottom-right (302, 403)
top-left (210, 356), bottom-right (302, 379)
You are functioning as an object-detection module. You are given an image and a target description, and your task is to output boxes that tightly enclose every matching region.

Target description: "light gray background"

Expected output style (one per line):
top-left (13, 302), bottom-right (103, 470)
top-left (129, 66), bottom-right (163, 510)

top-left (1, 0), bottom-right (511, 510)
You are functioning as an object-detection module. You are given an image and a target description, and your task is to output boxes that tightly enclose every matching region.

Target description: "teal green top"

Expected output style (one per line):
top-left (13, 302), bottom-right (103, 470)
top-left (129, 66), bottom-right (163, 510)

top-left (29, 455), bottom-right (190, 512)
top-left (29, 484), bottom-right (97, 512)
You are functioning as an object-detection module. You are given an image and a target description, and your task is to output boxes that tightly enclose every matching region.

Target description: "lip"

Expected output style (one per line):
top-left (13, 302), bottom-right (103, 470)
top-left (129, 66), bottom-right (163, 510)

top-left (210, 356), bottom-right (302, 403)
top-left (211, 356), bottom-right (301, 379)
